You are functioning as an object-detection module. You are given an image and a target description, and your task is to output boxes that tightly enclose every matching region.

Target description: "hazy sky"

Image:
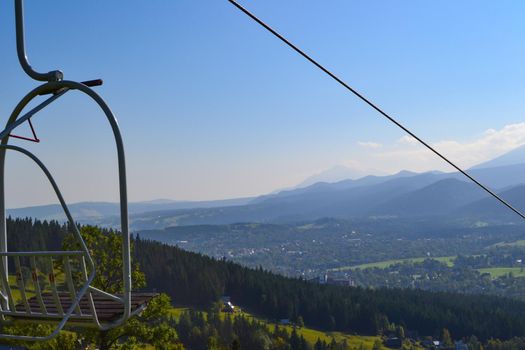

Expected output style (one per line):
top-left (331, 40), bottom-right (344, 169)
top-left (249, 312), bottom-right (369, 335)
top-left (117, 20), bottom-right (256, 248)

top-left (1, 1), bottom-right (525, 208)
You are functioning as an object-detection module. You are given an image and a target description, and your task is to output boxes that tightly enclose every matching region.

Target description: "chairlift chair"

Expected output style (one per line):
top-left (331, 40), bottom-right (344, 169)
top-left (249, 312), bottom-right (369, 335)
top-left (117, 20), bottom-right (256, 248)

top-left (0, 0), bottom-right (157, 341)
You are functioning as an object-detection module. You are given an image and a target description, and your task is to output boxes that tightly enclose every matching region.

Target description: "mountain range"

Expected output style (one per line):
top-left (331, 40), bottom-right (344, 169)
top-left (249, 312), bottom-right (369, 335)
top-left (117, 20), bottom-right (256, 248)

top-left (8, 144), bottom-right (525, 229)
top-left (123, 163), bottom-right (525, 229)
top-left (6, 197), bottom-right (253, 224)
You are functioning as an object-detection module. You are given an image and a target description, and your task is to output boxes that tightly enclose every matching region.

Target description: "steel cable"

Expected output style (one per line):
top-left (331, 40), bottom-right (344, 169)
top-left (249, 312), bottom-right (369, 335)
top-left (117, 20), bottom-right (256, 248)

top-left (227, 0), bottom-right (525, 221)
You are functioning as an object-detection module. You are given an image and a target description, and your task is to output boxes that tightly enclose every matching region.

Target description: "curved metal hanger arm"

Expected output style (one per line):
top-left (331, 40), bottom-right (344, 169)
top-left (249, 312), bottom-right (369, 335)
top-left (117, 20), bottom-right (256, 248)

top-left (15, 0), bottom-right (63, 82)
top-left (0, 90), bottom-right (69, 142)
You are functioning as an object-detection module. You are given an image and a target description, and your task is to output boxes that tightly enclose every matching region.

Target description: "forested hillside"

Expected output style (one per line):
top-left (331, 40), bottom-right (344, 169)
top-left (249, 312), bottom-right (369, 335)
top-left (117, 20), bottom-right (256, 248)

top-left (6, 217), bottom-right (525, 343)
top-left (134, 237), bottom-right (525, 340)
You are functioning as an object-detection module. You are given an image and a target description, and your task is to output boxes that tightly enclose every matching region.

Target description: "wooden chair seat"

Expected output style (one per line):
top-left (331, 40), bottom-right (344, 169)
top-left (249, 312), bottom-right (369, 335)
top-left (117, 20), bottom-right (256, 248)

top-left (14, 292), bottom-right (158, 322)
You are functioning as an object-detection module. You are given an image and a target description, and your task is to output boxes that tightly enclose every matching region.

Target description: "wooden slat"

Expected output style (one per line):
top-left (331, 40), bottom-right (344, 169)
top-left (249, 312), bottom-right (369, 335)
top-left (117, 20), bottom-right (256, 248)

top-left (15, 292), bottom-right (158, 322)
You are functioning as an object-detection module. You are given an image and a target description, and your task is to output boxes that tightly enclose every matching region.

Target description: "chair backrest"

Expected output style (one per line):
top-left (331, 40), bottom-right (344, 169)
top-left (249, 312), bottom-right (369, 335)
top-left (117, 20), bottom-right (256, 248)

top-left (0, 251), bottom-right (92, 319)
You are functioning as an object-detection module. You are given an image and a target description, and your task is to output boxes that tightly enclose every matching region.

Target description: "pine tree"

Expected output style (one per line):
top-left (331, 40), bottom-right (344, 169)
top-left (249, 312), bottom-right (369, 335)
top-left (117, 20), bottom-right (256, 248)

top-left (442, 328), bottom-right (453, 347)
top-left (373, 339), bottom-right (383, 350)
top-left (290, 328), bottom-right (301, 350)
top-left (297, 315), bottom-right (305, 328)
top-left (315, 338), bottom-right (324, 350)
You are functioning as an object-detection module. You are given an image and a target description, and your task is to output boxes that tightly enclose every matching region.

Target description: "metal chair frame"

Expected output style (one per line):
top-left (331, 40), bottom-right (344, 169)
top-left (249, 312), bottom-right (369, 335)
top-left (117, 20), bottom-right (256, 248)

top-left (0, 0), bottom-right (137, 341)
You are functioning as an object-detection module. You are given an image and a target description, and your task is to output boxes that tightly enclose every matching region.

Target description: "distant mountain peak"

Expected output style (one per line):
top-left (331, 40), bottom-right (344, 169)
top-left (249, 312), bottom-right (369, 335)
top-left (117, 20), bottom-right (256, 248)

top-left (471, 144), bottom-right (525, 170)
top-left (394, 170), bottom-right (418, 176)
top-left (297, 165), bottom-right (387, 189)
top-left (135, 199), bottom-right (178, 205)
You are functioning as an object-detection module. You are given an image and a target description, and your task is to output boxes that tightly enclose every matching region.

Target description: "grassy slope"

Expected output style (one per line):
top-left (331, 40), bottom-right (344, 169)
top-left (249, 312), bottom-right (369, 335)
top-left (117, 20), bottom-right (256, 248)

top-left (331, 256), bottom-right (455, 271)
top-left (269, 323), bottom-right (386, 349)
top-left (478, 267), bottom-right (525, 278)
top-left (490, 240), bottom-right (525, 248)
top-left (331, 254), bottom-right (525, 280)
top-left (169, 307), bottom-right (408, 350)
top-left (328, 248), bottom-right (525, 280)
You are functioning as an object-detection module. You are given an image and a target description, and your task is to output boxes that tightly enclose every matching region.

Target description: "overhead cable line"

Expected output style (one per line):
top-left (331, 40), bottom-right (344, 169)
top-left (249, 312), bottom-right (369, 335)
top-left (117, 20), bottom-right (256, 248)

top-left (227, 0), bottom-right (525, 221)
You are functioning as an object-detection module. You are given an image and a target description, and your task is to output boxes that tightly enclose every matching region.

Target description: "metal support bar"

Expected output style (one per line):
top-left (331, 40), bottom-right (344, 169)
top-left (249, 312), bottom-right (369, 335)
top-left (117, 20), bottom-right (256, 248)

top-left (0, 257), bottom-right (16, 311)
top-left (0, 251), bottom-right (84, 257)
top-left (29, 256), bottom-right (46, 314)
top-left (63, 256), bottom-right (81, 316)
top-left (80, 257), bottom-right (97, 320)
top-left (15, 0), bottom-right (63, 82)
top-left (14, 256), bottom-right (30, 314)
top-left (88, 286), bottom-right (123, 303)
top-left (47, 257), bottom-right (64, 316)
top-left (0, 89), bottom-right (68, 142)
top-left (9, 117), bottom-right (40, 143)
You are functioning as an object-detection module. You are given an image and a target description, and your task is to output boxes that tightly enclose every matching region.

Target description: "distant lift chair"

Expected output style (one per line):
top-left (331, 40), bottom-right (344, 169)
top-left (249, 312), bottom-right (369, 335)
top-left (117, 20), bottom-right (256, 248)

top-left (0, 0), bottom-right (157, 341)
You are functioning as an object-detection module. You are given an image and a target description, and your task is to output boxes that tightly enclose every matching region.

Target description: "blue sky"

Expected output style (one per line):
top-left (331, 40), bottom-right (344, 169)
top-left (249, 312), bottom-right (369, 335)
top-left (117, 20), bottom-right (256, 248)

top-left (1, 1), bottom-right (525, 207)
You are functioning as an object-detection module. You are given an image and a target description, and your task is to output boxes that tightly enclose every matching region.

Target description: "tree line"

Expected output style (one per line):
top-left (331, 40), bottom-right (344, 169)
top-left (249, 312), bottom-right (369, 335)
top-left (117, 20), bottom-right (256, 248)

top-left (133, 235), bottom-right (525, 340)
top-left (6, 217), bottom-right (525, 342)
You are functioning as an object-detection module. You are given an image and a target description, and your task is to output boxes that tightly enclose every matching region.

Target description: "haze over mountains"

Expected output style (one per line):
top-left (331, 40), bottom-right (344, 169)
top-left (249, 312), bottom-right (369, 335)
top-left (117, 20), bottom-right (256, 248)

top-left (7, 197), bottom-right (253, 225)
top-left (295, 164), bottom-right (386, 188)
top-left (471, 143), bottom-right (525, 170)
top-left (8, 145), bottom-right (525, 229)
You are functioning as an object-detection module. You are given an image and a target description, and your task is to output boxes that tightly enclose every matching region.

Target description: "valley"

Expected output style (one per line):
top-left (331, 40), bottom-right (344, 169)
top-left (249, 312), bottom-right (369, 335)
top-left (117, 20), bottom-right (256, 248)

top-left (136, 219), bottom-right (524, 275)
top-left (3, 1), bottom-right (525, 348)
top-left (6, 146), bottom-right (525, 348)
